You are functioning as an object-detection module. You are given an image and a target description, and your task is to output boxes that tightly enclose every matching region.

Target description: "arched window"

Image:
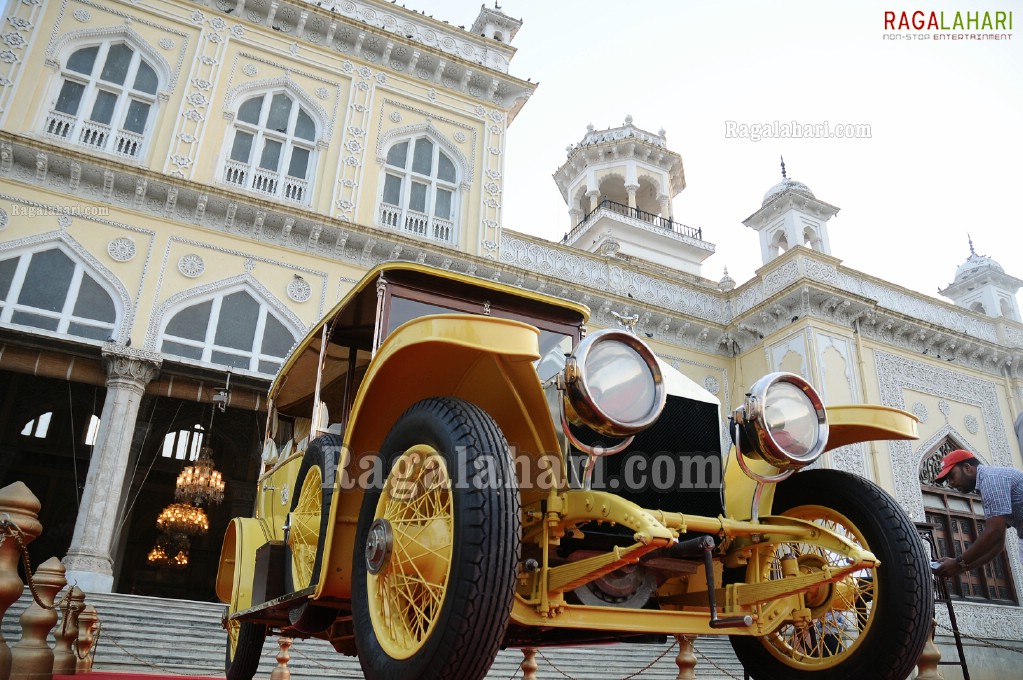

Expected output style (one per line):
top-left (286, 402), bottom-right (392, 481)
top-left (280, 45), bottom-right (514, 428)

top-left (162, 425), bottom-right (206, 461)
top-left (21, 412), bottom-right (52, 439)
top-left (223, 92), bottom-right (316, 204)
top-left (159, 288), bottom-right (297, 376)
top-left (378, 136), bottom-right (458, 244)
top-left (920, 440), bottom-right (1017, 604)
top-left (44, 41), bottom-right (159, 159)
top-left (970, 301), bottom-right (986, 314)
top-left (0, 247), bottom-right (119, 341)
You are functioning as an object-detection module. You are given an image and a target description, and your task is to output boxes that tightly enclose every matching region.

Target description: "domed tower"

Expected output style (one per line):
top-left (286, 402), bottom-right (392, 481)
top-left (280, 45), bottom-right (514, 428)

top-left (939, 237), bottom-right (1022, 321)
top-left (743, 158), bottom-right (839, 265)
top-left (553, 116), bottom-right (713, 275)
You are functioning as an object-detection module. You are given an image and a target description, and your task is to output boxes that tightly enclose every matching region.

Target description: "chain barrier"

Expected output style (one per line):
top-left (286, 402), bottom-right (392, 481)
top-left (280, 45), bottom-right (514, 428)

top-left (281, 638), bottom-right (364, 678)
top-left (0, 516), bottom-right (72, 613)
top-left (692, 642), bottom-right (744, 680)
top-left (934, 620), bottom-right (1023, 655)
top-left (1, 515), bottom-right (99, 664)
top-left (530, 638), bottom-right (679, 680)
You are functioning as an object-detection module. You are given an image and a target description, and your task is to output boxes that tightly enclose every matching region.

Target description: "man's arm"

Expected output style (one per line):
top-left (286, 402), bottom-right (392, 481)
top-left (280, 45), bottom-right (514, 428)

top-left (934, 515), bottom-right (1008, 577)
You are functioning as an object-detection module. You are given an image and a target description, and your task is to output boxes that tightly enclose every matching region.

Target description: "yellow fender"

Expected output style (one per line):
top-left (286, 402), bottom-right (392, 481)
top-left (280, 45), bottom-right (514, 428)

top-left (725, 404), bottom-right (918, 520)
top-left (216, 517), bottom-right (270, 613)
top-left (315, 314), bottom-right (565, 601)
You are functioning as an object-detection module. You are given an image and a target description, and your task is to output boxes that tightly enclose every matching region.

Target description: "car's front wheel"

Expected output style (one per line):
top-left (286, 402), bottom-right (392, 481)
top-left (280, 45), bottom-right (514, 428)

top-left (351, 397), bottom-right (520, 680)
top-left (730, 469), bottom-right (932, 679)
top-left (225, 617), bottom-right (265, 680)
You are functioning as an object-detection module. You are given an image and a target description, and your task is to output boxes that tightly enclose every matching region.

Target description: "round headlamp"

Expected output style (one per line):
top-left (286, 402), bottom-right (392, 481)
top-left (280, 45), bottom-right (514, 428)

top-left (734, 372), bottom-right (828, 470)
top-left (563, 329), bottom-right (666, 437)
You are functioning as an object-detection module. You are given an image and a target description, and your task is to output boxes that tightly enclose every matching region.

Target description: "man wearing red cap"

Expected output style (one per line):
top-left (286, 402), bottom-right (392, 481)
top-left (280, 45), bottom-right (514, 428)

top-left (933, 449), bottom-right (1023, 577)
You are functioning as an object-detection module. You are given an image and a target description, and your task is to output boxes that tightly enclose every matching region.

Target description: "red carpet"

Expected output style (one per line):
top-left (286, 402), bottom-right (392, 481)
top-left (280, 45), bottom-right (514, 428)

top-left (55, 670), bottom-right (221, 674)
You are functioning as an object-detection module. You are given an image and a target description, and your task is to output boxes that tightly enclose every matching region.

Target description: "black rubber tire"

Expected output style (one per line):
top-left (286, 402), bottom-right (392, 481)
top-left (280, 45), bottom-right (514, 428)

top-left (285, 433), bottom-right (343, 633)
top-left (729, 469), bottom-right (932, 680)
top-left (225, 619), bottom-right (266, 680)
top-left (352, 397), bottom-right (520, 680)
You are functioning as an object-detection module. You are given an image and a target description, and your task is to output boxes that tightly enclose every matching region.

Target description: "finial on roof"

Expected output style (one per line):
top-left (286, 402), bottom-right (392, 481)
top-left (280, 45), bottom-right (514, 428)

top-left (968, 234), bottom-right (976, 256)
top-left (780, 155), bottom-right (787, 180)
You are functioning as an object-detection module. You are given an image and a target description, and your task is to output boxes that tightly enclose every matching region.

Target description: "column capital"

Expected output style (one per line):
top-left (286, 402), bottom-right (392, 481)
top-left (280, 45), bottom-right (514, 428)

top-left (101, 344), bottom-right (161, 387)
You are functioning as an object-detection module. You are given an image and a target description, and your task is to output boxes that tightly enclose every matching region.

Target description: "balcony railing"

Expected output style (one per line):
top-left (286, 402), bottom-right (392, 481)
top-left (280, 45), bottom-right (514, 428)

top-left (43, 111), bottom-right (143, 160)
top-left (563, 197), bottom-right (702, 244)
top-left (222, 159), bottom-right (307, 205)
top-left (379, 204), bottom-right (457, 245)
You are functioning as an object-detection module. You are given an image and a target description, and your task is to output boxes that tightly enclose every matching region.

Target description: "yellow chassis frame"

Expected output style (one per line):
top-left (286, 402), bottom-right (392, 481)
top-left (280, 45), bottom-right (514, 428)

top-left (512, 487), bottom-right (877, 637)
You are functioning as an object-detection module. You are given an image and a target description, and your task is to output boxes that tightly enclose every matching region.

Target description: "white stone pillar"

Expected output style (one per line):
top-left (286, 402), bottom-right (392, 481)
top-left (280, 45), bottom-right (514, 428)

top-left (64, 344), bottom-right (161, 592)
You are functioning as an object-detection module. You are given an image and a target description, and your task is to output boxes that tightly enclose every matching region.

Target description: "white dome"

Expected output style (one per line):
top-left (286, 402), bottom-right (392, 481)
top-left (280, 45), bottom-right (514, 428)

top-left (762, 178), bottom-right (815, 207)
top-left (954, 252), bottom-right (1004, 282)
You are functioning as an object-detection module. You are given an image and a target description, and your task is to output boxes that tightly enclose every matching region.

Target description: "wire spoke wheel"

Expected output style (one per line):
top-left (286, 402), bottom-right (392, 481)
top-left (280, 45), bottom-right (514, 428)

top-left (289, 465), bottom-right (323, 590)
top-left (754, 506), bottom-right (873, 669)
top-left (369, 445), bottom-right (453, 659)
top-left (729, 469), bottom-right (931, 680)
top-left (352, 397), bottom-right (520, 680)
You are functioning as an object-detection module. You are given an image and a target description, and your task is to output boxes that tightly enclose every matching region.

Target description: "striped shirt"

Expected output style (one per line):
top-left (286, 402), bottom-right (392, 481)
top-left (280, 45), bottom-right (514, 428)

top-left (976, 465), bottom-right (1023, 529)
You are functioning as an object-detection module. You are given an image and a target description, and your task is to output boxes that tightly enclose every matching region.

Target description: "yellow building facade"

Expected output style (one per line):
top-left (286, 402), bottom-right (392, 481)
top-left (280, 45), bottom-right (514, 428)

top-left (1, 0), bottom-right (1022, 673)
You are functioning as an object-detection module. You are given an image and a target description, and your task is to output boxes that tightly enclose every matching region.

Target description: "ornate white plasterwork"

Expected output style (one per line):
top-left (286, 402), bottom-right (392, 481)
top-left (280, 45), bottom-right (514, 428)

top-left (223, 74), bottom-right (334, 141)
top-left (875, 350), bottom-right (1014, 518)
top-left (0, 229), bottom-right (134, 341)
top-left (177, 254), bottom-right (205, 278)
top-left (286, 276), bottom-right (312, 302)
top-left (146, 236), bottom-right (326, 350)
top-left (145, 272), bottom-right (306, 359)
top-left (107, 237), bottom-right (135, 262)
top-left (47, 22), bottom-right (180, 91)
top-left (499, 234), bottom-right (724, 321)
top-left (0, 207), bottom-right (7, 230)
top-left (374, 108), bottom-right (475, 185)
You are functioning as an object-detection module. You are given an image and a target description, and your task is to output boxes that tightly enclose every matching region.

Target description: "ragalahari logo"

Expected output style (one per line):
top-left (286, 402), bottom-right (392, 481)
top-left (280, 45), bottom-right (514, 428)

top-left (883, 10), bottom-right (1013, 41)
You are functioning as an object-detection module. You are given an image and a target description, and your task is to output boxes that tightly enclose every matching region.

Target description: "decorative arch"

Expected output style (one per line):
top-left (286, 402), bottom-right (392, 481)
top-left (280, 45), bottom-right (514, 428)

top-left (376, 122), bottom-right (471, 187)
top-left (149, 274), bottom-right (304, 376)
top-left (0, 230), bottom-right (131, 342)
top-left (917, 425), bottom-right (986, 485)
top-left (224, 76), bottom-right (332, 141)
top-left (149, 273), bottom-right (304, 345)
top-left (50, 26), bottom-right (173, 90)
top-left (803, 225), bottom-right (822, 251)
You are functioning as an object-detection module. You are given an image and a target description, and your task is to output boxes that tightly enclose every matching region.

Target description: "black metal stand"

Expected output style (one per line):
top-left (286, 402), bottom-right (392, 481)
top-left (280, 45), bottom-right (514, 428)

top-left (917, 521), bottom-right (971, 680)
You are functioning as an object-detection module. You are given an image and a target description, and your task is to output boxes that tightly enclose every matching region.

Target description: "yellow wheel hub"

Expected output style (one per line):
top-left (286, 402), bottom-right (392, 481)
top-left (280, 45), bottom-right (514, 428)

top-left (289, 466), bottom-right (323, 589)
top-left (755, 505), bottom-right (876, 670)
top-left (367, 445), bottom-right (453, 660)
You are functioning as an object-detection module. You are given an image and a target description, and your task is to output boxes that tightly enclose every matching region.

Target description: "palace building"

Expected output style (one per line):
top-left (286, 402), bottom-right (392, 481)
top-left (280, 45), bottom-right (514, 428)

top-left (0, 0), bottom-right (1020, 675)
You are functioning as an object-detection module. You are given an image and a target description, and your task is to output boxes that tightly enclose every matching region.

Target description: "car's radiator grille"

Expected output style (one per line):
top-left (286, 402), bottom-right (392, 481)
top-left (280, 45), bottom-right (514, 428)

top-left (571, 395), bottom-right (725, 518)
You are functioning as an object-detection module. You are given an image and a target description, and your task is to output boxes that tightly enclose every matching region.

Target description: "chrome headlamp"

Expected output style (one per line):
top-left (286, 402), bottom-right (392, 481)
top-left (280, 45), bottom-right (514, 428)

top-left (562, 329), bottom-right (666, 438)
top-left (733, 372), bottom-right (828, 471)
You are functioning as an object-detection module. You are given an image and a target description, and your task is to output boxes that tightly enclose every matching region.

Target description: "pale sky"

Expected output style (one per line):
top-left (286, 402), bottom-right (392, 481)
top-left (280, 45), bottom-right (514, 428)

top-left (427, 0), bottom-right (1022, 302)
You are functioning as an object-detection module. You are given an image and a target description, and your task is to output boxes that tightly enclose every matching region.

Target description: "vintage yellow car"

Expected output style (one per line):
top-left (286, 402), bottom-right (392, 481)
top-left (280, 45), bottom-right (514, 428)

top-left (216, 262), bottom-right (931, 680)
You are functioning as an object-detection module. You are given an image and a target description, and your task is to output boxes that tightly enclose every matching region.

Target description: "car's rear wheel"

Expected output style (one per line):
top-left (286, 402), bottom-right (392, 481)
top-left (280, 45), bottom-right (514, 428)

top-left (729, 469), bottom-right (932, 679)
top-left (352, 397), bottom-right (520, 680)
top-left (285, 434), bottom-right (342, 633)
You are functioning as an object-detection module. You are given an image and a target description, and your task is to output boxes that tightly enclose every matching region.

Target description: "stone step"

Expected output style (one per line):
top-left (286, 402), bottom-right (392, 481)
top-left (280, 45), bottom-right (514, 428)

top-left (3, 590), bottom-right (749, 679)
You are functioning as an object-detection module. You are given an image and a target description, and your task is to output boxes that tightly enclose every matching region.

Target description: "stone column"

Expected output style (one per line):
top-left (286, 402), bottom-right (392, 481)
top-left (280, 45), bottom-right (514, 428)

top-left (625, 184), bottom-right (639, 210)
top-left (63, 344), bottom-right (160, 592)
top-left (586, 189), bottom-right (600, 212)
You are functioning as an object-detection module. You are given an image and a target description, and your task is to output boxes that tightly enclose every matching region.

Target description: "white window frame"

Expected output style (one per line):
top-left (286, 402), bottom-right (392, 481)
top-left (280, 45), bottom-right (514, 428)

top-left (221, 90), bottom-right (317, 205)
top-left (0, 245), bottom-right (121, 342)
top-left (158, 287), bottom-right (298, 376)
top-left (377, 135), bottom-right (459, 245)
top-left (42, 41), bottom-right (160, 161)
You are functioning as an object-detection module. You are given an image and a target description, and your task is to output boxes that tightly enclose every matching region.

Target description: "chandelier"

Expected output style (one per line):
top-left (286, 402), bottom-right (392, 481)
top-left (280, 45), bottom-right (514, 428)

top-left (175, 445), bottom-right (225, 506)
top-left (147, 532), bottom-right (189, 569)
top-left (156, 502), bottom-right (209, 536)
